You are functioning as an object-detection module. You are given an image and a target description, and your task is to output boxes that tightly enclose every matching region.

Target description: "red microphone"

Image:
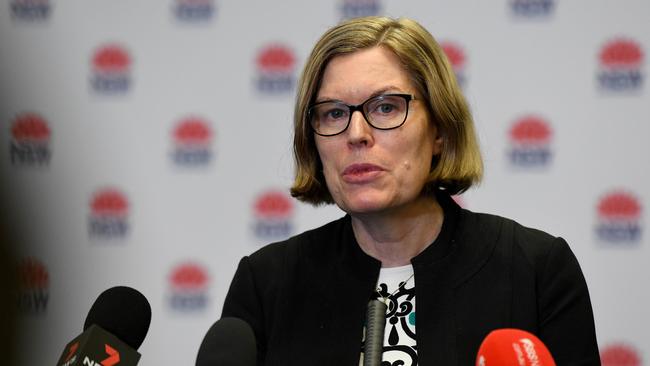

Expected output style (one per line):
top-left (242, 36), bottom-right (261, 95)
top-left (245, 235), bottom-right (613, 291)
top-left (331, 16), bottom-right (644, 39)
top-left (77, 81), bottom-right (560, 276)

top-left (476, 328), bottom-right (556, 366)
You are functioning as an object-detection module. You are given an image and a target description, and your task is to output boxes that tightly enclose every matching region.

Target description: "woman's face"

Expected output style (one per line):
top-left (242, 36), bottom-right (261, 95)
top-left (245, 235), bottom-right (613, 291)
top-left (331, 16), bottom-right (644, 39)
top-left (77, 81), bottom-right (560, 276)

top-left (314, 46), bottom-right (442, 216)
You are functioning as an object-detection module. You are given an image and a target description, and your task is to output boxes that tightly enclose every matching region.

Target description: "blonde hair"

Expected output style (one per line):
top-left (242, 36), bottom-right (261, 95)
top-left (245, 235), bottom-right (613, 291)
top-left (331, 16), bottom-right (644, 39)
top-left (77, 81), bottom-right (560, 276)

top-left (290, 16), bottom-right (483, 205)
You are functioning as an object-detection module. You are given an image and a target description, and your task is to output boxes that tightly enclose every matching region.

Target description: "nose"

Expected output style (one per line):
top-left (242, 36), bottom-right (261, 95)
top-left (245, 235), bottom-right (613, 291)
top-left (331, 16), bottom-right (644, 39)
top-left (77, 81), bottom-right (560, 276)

top-left (346, 110), bottom-right (374, 147)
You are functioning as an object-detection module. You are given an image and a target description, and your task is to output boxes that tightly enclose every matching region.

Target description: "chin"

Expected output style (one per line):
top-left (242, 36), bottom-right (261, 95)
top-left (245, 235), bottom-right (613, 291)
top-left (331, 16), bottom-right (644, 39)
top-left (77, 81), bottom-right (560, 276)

top-left (336, 194), bottom-right (394, 216)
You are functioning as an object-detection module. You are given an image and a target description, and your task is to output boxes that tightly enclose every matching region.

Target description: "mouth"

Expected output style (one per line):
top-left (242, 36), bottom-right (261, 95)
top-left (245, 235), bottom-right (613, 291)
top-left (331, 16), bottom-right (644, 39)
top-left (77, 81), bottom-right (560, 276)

top-left (341, 163), bottom-right (384, 183)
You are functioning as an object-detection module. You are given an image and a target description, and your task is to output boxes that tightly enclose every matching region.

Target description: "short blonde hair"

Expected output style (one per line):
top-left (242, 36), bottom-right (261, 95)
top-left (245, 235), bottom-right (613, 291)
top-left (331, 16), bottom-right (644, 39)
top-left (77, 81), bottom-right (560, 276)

top-left (290, 16), bottom-right (483, 205)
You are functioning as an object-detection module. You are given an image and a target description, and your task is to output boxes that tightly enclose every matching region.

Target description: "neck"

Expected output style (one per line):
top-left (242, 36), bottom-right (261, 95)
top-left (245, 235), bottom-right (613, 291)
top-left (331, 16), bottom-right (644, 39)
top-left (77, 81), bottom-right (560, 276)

top-left (351, 195), bottom-right (444, 268)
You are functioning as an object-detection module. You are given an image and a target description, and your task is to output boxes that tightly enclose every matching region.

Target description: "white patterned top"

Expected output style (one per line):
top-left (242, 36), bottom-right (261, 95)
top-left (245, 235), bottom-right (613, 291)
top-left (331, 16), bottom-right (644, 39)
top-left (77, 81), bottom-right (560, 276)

top-left (359, 264), bottom-right (417, 366)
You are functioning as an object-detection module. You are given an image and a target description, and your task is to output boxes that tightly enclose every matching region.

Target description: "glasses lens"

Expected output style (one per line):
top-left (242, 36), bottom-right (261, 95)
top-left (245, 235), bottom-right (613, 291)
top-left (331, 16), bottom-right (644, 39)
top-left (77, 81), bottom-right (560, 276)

top-left (364, 95), bottom-right (408, 129)
top-left (309, 102), bottom-right (350, 135)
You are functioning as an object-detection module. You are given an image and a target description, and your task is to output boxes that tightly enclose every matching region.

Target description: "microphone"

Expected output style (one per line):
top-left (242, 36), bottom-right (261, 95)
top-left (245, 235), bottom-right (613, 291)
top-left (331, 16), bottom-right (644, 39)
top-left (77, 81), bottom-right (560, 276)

top-left (56, 286), bottom-right (151, 366)
top-left (364, 299), bottom-right (387, 366)
top-left (196, 317), bottom-right (256, 366)
top-left (476, 328), bottom-right (556, 366)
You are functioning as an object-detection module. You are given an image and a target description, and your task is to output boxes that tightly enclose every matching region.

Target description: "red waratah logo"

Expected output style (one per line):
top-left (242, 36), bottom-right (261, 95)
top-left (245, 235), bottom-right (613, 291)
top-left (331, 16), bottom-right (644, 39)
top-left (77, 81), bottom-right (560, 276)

top-left (509, 116), bottom-right (552, 145)
top-left (600, 39), bottom-right (644, 68)
top-left (508, 115), bottom-right (553, 167)
top-left (171, 117), bottom-right (213, 165)
top-left (598, 191), bottom-right (641, 220)
top-left (170, 263), bottom-right (209, 290)
top-left (256, 44), bottom-right (296, 93)
top-left (11, 113), bottom-right (50, 143)
top-left (440, 41), bottom-right (466, 87)
top-left (17, 257), bottom-right (50, 313)
top-left (254, 190), bottom-right (293, 219)
top-left (169, 262), bottom-right (209, 310)
top-left (19, 257), bottom-right (49, 290)
top-left (597, 38), bottom-right (644, 91)
top-left (257, 44), bottom-right (295, 73)
top-left (173, 117), bottom-right (212, 146)
top-left (93, 45), bottom-right (131, 73)
top-left (88, 188), bottom-right (130, 239)
top-left (253, 189), bottom-right (294, 239)
top-left (601, 343), bottom-right (642, 366)
top-left (10, 113), bottom-right (52, 166)
top-left (91, 44), bottom-right (132, 93)
top-left (91, 189), bottom-right (129, 218)
top-left (441, 42), bottom-right (465, 70)
top-left (596, 190), bottom-right (642, 243)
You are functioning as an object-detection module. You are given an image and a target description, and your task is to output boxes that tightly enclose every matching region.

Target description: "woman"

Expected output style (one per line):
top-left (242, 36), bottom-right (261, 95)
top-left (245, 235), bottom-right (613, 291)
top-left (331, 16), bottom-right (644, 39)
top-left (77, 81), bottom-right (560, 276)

top-left (222, 16), bottom-right (600, 365)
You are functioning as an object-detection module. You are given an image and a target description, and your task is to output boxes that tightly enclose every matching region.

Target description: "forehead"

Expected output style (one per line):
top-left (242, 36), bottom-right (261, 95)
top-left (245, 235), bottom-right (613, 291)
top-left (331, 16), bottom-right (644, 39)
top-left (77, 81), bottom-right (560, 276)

top-left (317, 46), bottom-right (414, 102)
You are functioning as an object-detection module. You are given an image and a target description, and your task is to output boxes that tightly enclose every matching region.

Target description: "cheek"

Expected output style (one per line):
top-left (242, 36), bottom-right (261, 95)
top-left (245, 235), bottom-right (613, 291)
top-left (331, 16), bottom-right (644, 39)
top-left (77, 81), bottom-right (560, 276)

top-left (399, 156), bottom-right (428, 181)
top-left (314, 140), bottom-right (338, 180)
top-left (402, 160), bottom-right (412, 171)
top-left (399, 136), bottom-right (435, 179)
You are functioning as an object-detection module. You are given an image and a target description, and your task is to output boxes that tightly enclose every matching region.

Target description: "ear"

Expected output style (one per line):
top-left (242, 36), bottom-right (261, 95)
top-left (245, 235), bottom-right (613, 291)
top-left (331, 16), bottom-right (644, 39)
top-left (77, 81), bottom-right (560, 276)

top-left (431, 131), bottom-right (443, 155)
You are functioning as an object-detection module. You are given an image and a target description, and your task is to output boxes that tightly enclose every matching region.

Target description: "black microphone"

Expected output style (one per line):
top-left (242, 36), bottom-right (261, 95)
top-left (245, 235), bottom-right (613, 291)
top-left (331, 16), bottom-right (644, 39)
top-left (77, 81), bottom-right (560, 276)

top-left (364, 299), bottom-right (387, 366)
top-left (56, 286), bottom-right (151, 366)
top-left (196, 317), bottom-right (256, 366)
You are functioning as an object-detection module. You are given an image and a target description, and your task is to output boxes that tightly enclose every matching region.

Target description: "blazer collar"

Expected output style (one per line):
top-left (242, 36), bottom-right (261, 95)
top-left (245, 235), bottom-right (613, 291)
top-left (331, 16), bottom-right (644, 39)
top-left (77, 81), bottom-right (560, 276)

top-left (338, 189), bottom-right (462, 275)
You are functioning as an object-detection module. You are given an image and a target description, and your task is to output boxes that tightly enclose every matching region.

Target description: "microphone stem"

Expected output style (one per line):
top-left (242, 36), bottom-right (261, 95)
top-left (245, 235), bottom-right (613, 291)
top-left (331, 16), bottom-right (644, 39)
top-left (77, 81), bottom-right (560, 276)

top-left (364, 299), bottom-right (387, 366)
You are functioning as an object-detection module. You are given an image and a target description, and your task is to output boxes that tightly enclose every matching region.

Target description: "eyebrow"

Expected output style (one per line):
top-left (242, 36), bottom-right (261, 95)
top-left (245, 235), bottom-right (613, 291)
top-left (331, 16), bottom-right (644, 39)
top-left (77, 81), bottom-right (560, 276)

top-left (314, 86), bottom-right (406, 104)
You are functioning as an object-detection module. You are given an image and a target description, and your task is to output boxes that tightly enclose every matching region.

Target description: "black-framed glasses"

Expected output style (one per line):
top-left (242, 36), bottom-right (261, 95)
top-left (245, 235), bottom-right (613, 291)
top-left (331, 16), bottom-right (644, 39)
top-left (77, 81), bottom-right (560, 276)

top-left (308, 93), bottom-right (414, 136)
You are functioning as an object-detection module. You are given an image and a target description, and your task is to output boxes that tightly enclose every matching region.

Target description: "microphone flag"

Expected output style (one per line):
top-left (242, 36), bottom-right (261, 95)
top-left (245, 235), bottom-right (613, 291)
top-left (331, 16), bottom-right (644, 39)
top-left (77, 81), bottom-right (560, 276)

top-left (56, 324), bottom-right (141, 366)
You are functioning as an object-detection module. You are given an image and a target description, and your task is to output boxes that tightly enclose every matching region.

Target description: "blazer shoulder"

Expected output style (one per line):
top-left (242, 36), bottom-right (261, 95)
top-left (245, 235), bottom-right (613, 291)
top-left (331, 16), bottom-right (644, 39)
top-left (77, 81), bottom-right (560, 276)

top-left (462, 209), bottom-right (562, 263)
top-left (509, 217), bottom-right (565, 269)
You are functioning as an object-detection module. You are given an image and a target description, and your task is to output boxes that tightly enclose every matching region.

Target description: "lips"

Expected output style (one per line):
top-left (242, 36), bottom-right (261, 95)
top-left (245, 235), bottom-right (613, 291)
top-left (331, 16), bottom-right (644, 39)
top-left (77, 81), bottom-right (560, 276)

top-left (342, 163), bottom-right (384, 183)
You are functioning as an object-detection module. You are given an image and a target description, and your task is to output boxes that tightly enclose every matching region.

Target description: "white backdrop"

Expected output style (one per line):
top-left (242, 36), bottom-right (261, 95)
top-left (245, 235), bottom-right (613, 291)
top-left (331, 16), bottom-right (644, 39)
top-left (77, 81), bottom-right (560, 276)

top-left (1, 0), bottom-right (648, 365)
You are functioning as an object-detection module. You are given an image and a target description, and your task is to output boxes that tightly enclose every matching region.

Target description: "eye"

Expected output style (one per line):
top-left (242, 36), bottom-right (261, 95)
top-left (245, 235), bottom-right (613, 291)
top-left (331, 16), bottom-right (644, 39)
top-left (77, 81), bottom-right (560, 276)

top-left (377, 103), bottom-right (395, 114)
top-left (318, 104), bottom-right (348, 122)
top-left (366, 95), bottom-right (406, 116)
top-left (370, 100), bottom-right (401, 116)
top-left (325, 108), bottom-right (346, 119)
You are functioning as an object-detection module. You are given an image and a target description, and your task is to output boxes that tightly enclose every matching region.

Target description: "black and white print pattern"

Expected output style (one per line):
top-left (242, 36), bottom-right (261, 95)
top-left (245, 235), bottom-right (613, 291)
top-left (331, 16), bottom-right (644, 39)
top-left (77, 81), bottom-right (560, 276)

top-left (360, 265), bottom-right (417, 366)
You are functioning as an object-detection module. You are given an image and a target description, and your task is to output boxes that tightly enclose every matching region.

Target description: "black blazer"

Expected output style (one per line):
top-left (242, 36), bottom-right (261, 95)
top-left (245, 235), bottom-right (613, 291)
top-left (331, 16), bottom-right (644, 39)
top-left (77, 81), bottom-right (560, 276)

top-left (222, 192), bottom-right (600, 365)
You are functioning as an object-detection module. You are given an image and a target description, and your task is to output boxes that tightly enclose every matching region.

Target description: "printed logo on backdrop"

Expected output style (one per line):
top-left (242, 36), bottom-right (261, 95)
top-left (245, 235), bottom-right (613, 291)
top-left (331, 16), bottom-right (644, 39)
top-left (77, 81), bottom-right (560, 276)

top-left (598, 38), bottom-right (644, 92)
top-left (173, 0), bottom-right (215, 22)
top-left (600, 343), bottom-right (642, 366)
top-left (10, 0), bottom-right (51, 21)
top-left (255, 44), bottom-right (296, 94)
top-left (507, 115), bottom-right (553, 168)
top-left (171, 117), bottom-right (213, 166)
top-left (440, 41), bottom-right (467, 88)
top-left (88, 188), bottom-right (130, 240)
top-left (339, 0), bottom-right (381, 20)
top-left (9, 113), bottom-right (51, 167)
top-left (509, 0), bottom-right (554, 18)
top-left (595, 190), bottom-right (642, 244)
top-left (17, 257), bottom-right (50, 314)
top-left (252, 189), bottom-right (294, 241)
top-left (91, 44), bottom-right (132, 94)
top-left (168, 262), bottom-right (209, 311)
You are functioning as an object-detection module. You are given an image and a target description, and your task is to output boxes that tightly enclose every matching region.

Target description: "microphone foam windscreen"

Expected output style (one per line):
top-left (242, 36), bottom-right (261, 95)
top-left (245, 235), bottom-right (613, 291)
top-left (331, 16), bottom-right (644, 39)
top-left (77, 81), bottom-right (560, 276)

top-left (196, 317), bottom-right (256, 366)
top-left (83, 286), bottom-right (152, 350)
top-left (476, 328), bottom-right (556, 366)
